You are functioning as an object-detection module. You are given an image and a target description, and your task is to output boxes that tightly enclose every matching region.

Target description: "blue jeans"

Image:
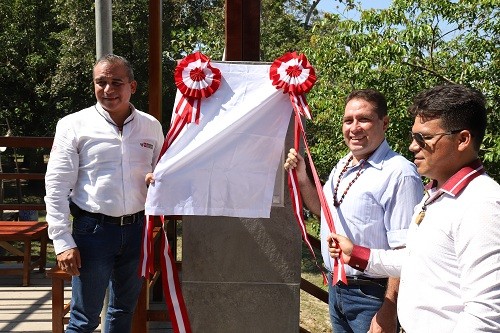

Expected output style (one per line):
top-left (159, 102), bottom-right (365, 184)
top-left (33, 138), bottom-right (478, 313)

top-left (66, 214), bottom-right (144, 333)
top-left (328, 276), bottom-right (386, 333)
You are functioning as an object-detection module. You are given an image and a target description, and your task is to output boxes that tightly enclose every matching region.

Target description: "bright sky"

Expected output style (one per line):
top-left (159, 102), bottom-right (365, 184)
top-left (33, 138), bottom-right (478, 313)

top-left (316, 0), bottom-right (457, 36)
top-left (316, 0), bottom-right (392, 19)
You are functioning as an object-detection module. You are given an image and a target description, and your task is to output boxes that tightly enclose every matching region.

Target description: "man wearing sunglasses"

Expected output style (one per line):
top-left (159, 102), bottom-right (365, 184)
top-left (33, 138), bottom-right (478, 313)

top-left (285, 89), bottom-right (424, 333)
top-left (328, 84), bottom-right (500, 332)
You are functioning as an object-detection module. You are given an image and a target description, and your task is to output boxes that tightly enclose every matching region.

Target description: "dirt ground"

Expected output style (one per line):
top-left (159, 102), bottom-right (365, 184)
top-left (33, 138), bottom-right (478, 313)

top-left (300, 288), bottom-right (332, 333)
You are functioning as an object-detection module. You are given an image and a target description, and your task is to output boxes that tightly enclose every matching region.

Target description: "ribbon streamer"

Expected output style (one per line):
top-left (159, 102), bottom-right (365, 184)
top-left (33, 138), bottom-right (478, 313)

top-left (270, 52), bottom-right (347, 285)
top-left (140, 216), bottom-right (191, 333)
top-left (141, 51), bottom-right (221, 333)
top-left (270, 52), bottom-right (316, 119)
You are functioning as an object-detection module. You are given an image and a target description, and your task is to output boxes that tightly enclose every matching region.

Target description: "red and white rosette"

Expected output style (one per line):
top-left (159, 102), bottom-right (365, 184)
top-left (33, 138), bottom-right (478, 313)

top-left (161, 52), bottom-right (221, 156)
top-left (270, 52), bottom-right (347, 286)
top-left (270, 51), bottom-right (316, 119)
top-left (174, 51), bottom-right (221, 124)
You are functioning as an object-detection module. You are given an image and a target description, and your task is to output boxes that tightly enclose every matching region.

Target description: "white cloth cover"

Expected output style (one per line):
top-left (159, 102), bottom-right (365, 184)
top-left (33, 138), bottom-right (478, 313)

top-left (145, 62), bottom-right (292, 218)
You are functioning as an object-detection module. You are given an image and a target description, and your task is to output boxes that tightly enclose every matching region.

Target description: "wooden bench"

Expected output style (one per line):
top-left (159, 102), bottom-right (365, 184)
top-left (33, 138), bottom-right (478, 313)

top-left (0, 221), bottom-right (48, 286)
top-left (46, 266), bottom-right (72, 333)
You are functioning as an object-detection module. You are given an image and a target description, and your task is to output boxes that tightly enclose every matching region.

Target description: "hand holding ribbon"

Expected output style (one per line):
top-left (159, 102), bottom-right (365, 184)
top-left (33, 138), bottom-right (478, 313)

top-left (270, 52), bottom-right (347, 285)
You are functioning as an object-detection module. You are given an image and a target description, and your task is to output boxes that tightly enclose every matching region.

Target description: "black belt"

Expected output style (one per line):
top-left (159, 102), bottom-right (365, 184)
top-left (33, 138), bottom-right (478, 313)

top-left (70, 202), bottom-right (143, 226)
top-left (343, 276), bottom-right (388, 287)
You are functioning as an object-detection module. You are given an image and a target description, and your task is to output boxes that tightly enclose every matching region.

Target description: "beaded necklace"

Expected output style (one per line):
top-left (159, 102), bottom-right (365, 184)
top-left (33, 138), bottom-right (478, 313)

top-left (333, 155), bottom-right (368, 207)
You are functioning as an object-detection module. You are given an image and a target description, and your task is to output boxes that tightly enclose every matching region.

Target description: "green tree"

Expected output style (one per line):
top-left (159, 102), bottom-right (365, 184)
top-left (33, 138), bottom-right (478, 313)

top-left (0, 0), bottom-right (62, 136)
top-left (1, 0), bottom-right (497, 182)
top-left (165, 0), bottom-right (316, 62)
top-left (50, 0), bottom-right (96, 129)
top-left (303, 0), bottom-right (499, 181)
top-left (50, 0), bottom-right (188, 129)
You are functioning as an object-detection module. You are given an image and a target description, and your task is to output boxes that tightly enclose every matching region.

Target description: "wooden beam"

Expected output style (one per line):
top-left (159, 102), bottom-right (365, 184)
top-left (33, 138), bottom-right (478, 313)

top-left (225, 0), bottom-right (242, 60)
top-left (225, 0), bottom-right (260, 61)
top-left (0, 137), bottom-right (53, 148)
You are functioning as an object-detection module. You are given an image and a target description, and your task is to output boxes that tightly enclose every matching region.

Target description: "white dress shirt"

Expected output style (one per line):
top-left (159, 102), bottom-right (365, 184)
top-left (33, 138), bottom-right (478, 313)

top-left (45, 103), bottom-right (164, 254)
top-left (365, 167), bottom-right (500, 332)
top-left (320, 140), bottom-right (424, 276)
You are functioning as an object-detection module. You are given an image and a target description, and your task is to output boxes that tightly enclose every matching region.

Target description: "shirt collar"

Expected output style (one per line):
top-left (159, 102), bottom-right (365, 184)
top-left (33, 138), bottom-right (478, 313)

top-left (95, 102), bottom-right (136, 126)
top-left (365, 139), bottom-right (390, 170)
top-left (425, 159), bottom-right (485, 196)
top-left (342, 139), bottom-right (389, 169)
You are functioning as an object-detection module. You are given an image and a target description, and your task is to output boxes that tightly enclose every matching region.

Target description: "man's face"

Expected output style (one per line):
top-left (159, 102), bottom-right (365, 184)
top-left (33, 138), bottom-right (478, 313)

top-left (93, 62), bottom-right (136, 115)
top-left (410, 116), bottom-right (460, 185)
top-left (342, 98), bottom-right (388, 162)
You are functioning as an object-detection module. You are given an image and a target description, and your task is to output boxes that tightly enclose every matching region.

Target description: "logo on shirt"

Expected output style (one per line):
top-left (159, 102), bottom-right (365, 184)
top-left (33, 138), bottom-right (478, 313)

top-left (140, 142), bottom-right (154, 149)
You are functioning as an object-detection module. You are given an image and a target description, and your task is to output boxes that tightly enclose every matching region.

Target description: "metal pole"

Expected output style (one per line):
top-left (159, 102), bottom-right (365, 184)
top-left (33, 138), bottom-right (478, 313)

top-left (95, 2), bottom-right (113, 329)
top-left (148, 0), bottom-right (162, 121)
top-left (95, 0), bottom-right (113, 59)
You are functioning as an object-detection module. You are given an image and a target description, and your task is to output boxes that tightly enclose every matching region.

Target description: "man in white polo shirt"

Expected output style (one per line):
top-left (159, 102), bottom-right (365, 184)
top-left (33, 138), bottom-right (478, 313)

top-left (328, 84), bottom-right (500, 332)
top-left (45, 54), bottom-right (164, 333)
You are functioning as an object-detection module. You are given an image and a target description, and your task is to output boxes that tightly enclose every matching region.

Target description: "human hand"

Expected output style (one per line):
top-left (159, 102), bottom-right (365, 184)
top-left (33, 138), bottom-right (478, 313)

top-left (369, 301), bottom-right (398, 333)
top-left (145, 172), bottom-right (155, 185)
top-left (283, 148), bottom-right (305, 172)
top-left (327, 233), bottom-right (354, 264)
top-left (56, 248), bottom-right (81, 276)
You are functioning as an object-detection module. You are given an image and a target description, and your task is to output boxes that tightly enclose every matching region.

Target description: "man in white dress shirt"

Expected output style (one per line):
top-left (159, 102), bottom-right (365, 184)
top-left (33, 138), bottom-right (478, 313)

top-left (328, 84), bottom-right (500, 332)
top-left (45, 54), bottom-right (164, 333)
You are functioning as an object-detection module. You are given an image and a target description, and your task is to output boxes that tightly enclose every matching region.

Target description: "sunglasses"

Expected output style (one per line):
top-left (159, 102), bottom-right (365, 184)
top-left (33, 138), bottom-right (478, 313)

top-left (409, 129), bottom-right (464, 149)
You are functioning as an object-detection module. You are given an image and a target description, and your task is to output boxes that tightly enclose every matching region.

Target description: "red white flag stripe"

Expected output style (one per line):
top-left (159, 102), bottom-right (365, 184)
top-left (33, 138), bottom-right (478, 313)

top-left (141, 51), bottom-right (223, 333)
top-left (270, 52), bottom-right (347, 285)
top-left (159, 216), bottom-right (191, 333)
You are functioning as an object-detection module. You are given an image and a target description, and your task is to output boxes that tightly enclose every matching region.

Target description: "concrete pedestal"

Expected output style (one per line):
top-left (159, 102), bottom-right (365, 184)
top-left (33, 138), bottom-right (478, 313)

top-left (182, 118), bottom-right (301, 332)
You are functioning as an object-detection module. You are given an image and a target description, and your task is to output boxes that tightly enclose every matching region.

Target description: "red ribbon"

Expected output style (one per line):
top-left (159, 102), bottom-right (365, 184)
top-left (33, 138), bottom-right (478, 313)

top-left (270, 52), bottom-right (347, 286)
top-left (140, 215), bottom-right (191, 333)
top-left (140, 51), bottom-right (222, 333)
top-left (158, 52), bottom-right (221, 159)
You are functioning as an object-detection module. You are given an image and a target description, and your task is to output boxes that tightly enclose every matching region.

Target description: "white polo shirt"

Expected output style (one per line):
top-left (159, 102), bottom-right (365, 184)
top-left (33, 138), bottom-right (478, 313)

top-left (45, 103), bottom-right (164, 254)
top-left (362, 162), bottom-right (500, 332)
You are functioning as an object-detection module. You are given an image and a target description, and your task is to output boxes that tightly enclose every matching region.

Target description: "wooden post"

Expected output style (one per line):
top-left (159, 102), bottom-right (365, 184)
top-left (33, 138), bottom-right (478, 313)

top-left (225, 0), bottom-right (261, 61)
top-left (130, 3), bottom-right (163, 332)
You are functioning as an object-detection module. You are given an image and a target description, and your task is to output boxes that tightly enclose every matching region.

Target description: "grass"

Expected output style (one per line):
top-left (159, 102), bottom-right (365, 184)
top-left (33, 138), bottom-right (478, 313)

top-left (300, 288), bottom-right (332, 333)
top-left (300, 226), bottom-right (332, 333)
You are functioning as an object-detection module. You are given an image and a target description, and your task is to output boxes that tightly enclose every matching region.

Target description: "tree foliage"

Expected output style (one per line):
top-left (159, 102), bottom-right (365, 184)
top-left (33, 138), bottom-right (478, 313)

top-left (303, 0), bottom-right (499, 181)
top-left (0, 0), bottom-right (498, 180)
top-left (0, 0), bottom-right (62, 136)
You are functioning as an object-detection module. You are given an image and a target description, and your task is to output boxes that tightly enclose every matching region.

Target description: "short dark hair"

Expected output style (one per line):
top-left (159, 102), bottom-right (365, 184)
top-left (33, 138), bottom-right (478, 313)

top-left (94, 54), bottom-right (134, 81)
top-left (345, 89), bottom-right (388, 119)
top-left (408, 84), bottom-right (487, 151)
